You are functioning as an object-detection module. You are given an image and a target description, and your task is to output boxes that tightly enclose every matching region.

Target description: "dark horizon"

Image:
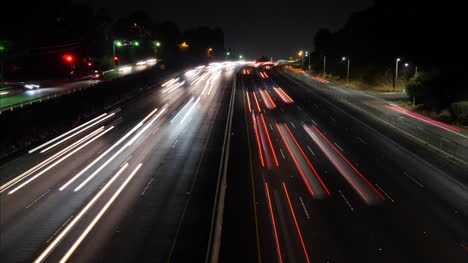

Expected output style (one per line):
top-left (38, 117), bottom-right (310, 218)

top-left (75, 0), bottom-right (373, 59)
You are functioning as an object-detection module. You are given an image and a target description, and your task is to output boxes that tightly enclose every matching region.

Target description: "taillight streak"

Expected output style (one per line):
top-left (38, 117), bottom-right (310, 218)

top-left (252, 113), bottom-right (265, 167)
top-left (283, 124), bottom-right (330, 195)
top-left (309, 125), bottom-right (385, 200)
top-left (265, 182), bottom-right (284, 263)
top-left (282, 182), bottom-right (311, 263)
top-left (276, 123), bottom-right (315, 196)
top-left (260, 114), bottom-right (279, 166)
top-left (252, 92), bottom-right (262, 112)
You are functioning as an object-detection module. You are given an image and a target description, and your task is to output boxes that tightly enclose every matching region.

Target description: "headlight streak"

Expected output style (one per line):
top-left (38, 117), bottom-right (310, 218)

top-left (1, 126), bottom-right (107, 193)
top-left (59, 163), bottom-right (143, 263)
top-left (162, 78), bottom-right (179, 87)
top-left (33, 163), bottom-right (129, 263)
top-left (74, 106), bottom-right (164, 192)
top-left (180, 97), bottom-right (200, 124)
top-left (39, 113), bottom-right (116, 153)
top-left (59, 122), bottom-right (144, 191)
top-left (162, 81), bottom-right (185, 94)
top-left (29, 113), bottom-right (108, 154)
top-left (171, 97), bottom-right (195, 123)
top-left (8, 126), bottom-right (114, 195)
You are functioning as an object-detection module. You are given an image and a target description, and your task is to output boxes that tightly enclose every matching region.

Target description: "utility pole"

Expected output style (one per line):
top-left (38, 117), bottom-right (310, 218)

top-left (308, 54), bottom-right (311, 71)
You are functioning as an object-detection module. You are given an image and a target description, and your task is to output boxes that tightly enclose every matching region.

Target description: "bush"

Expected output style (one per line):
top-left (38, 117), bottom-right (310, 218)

top-left (451, 101), bottom-right (468, 124)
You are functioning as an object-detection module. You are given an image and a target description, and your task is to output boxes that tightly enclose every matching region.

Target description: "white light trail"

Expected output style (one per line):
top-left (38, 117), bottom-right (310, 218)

top-left (40, 113), bottom-right (115, 153)
top-left (9, 126), bottom-right (114, 195)
top-left (33, 163), bottom-right (129, 263)
top-left (28, 113), bottom-right (108, 154)
top-left (59, 163), bottom-right (142, 263)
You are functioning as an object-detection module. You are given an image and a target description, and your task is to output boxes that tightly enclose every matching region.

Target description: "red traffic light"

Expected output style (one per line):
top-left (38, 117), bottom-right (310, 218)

top-left (88, 62), bottom-right (92, 66)
top-left (113, 56), bottom-right (119, 61)
top-left (63, 54), bottom-right (74, 63)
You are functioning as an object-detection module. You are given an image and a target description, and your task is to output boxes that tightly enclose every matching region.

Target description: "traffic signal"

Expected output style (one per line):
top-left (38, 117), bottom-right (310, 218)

top-left (63, 54), bottom-right (74, 63)
top-left (113, 56), bottom-right (119, 61)
top-left (88, 62), bottom-right (93, 66)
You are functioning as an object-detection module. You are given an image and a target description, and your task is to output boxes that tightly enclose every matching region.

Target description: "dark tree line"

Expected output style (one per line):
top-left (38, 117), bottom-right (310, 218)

top-left (311, 0), bottom-right (468, 110)
top-left (0, 1), bottom-right (225, 80)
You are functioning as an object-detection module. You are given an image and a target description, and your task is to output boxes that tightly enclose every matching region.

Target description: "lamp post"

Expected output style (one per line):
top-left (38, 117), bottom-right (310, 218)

top-left (298, 50), bottom-right (304, 68)
top-left (323, 56), bottom-right (326, 75)
top-left (342, 56), bottom-right (350, 88)
top-left (394, 58), bottom-right (401, 91)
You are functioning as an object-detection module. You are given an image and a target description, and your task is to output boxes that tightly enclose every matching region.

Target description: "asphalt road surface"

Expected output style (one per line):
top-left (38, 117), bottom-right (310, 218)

top-left (0, 61), bottom-right (241, 262)
top-left (220, 66), bottom-right (468, 263)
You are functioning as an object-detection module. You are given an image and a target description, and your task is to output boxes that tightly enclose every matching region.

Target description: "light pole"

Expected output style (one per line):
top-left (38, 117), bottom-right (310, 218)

top-left (323, 56), bottom-right (326, 75)
top-left (394, 58), bottom-right (401, 91)
top-left (298, 50), bottom-right (304, 68)
top-left (342, 57), bottom-right (350, 87)
top-left (306, 51), bottom-right (311, 71)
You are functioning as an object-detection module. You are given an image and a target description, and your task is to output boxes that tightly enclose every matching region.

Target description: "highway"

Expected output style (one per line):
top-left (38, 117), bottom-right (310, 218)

top-left (220, 65), bottom-right (468, 262)
top-left (0, 59), bottom-right (158, 112)
top-left (0, 61), bottom-right (241, 262)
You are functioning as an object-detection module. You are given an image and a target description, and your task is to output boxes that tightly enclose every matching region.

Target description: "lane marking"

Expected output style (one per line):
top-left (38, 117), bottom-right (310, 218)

top-left (357, 137), bottom-right (367, 145)
top-left (403, 171), bottom-right (424, 188)
top-left (338, 190), bottom-right (354, 212)
top-left (298, 196), bottom-right (310, 220)
top-left (306, 145), bottom-right (315, 156)
top-left (25, 190), bottom-right (51, 209)
top-left (374, 184), bottom-right (394, 202)
top-left (279, 148), bottom-right (286, 159)
top-left (333, 142), bottom-right (344, 152)
top-left (290, 121), bottom-right (296, 129)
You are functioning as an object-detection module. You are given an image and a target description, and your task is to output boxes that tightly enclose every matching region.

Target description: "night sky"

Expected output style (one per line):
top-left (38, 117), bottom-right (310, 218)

top-left (77, 0), bottom-right (373, 60)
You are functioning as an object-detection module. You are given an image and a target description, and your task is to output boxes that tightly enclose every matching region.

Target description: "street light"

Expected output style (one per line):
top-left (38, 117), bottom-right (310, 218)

top-left (156, 41), bottom-right (161, 47)
top-left (323, 56), bottom-right (327, 75)
top-left (394, 58), bottom-right (401, 91)
top-left (298, 50), bottom-right (304, 68)
top-left (342, 57), bottom-right (350, 88)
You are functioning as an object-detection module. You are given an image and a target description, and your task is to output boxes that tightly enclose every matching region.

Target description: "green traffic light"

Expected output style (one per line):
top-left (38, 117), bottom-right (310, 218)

top-left (133, 41), bottom-right (140, 46)
top-left (239, 55), bottom-right (243, 59)
top-left (115, 41), bottom-right (123, 47)
top-left (226, 52), bottom-right (231, 56)
top-left (0, 45), bottom-right (6, 52)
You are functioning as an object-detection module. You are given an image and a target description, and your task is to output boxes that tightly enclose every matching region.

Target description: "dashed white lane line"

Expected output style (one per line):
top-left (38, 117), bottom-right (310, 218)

top-left (299, 196), bottom-right (310, 220)
top-left (338, 190), bottom-right (354, 212)
top-left (306, 145), bottom-right (315, 156)
top-left (374, 184), bottom-right (395, 202)
top-left (279, 148), bottom-right (286, 159)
